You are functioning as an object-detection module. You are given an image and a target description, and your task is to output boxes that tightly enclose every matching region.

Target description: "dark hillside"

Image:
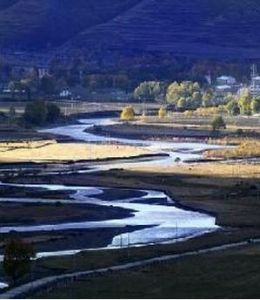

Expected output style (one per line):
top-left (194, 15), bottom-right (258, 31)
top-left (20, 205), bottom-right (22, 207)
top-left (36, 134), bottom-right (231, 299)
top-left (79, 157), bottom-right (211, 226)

top-left (64, 0), bottom-right (260, 59)
top-left (0, 0), bottom-right (140, 49)
top-left (1, 0), bottom-right (260, 59)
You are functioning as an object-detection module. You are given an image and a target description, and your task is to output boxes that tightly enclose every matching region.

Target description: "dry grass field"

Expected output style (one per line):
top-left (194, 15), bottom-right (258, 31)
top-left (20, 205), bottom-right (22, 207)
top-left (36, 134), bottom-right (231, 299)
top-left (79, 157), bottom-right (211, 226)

top-left (0, 140), bottom-right (151, 162)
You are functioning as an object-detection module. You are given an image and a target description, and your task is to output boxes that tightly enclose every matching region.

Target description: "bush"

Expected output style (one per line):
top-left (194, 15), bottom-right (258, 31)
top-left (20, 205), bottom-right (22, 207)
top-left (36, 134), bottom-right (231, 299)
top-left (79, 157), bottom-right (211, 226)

top-left (24, 101), bottom-right (61, 125)
top-left (46, 103), bottom-right (61, 123)
top-left (212, 115), bottom-right (226, 131)
top-left (121, 106), bottom-right (135, 121)
top-left (24, 101), bottom-right (48, 125)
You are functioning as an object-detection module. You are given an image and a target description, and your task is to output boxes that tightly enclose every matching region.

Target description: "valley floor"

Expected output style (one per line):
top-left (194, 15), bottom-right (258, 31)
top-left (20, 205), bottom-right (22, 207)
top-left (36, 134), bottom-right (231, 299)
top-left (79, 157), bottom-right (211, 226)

top-left (0, 110), bottom-right (260, 298)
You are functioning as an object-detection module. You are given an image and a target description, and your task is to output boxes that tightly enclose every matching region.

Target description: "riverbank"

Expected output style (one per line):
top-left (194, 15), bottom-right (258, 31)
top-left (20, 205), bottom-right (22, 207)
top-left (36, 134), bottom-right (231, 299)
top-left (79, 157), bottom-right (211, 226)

top-left (86, 122), bottom-right (260, 143)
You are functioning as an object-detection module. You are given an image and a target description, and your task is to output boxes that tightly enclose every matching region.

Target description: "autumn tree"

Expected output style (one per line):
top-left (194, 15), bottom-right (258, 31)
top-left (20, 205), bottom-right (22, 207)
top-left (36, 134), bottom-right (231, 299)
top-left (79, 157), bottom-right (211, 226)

top-left (251, 98), bottom-right (260, 114)
top-left (238, 92), bottom-right (253, 115)
top-left (121, 106), bottom-right (135, 121)
top-left (158, 107), bottom-right (167, 118)
top-left (166, 81), bottom-right (202, 110)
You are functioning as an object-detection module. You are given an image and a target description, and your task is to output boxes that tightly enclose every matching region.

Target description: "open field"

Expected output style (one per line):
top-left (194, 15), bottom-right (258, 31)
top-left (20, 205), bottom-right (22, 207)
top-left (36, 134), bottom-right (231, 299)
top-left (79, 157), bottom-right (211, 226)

top-left (33, 244), bottom-right (260, 299)
top-left (126, 161), bottom-right (260, 178)
top-left (0, 140), bottom-right (151, 162)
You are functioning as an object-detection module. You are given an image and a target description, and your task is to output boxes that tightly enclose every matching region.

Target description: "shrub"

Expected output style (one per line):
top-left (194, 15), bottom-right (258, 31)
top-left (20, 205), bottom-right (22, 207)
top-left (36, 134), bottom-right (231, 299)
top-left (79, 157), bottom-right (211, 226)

top-left (24, 100), bottom-right (48, 125)
top-left (121, 106), bottom-right (135, 121)
top-left (158, 107), bottom-right (167, 118)
top-left (212, 115), bottom-right (226, 131)
top-left (46, 103), bottom-right (61, 123)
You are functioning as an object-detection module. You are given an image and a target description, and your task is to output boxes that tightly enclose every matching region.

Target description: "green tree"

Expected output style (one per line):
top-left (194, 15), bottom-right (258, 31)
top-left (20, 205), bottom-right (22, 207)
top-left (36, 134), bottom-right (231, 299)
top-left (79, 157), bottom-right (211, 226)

top-left (251, 98), bottom-right (260, 114)
top-left (46, 103), bottom-right (61, 122)
top-left (238, 93), bottom-right (252, 115)
top-left (134, 81), bottom-right (163, 101)
top-left (202, 92), bottom-right (213, 107)
top-left (166, 82), bottom-right (181, 104)
top-left (226, 100), bottom-right (240, 116)
top-left (212, 116), bottom-right (226, 131)
top-left (121, 106), bottom-right (135, 121)
top-left (177, 97), bottom-right (186, 110)
top-left (166, 81), bottom-right (202, 109)
top-left (3, 239), bottom-right (35, 285)
top-left (24, 100), bottom-right (48, 125)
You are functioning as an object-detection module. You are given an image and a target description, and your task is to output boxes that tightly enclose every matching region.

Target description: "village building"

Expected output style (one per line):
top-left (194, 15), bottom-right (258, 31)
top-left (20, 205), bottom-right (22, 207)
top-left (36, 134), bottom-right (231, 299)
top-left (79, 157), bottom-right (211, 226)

top-left (215, 75), bottom-right (239, 96)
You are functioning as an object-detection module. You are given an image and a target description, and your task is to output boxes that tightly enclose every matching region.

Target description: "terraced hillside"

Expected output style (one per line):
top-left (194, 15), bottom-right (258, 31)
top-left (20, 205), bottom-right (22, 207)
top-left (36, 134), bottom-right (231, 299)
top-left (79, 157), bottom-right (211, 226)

top-left (1, 0), bottom-right (260, 59)
top-left (64, 0), bottom-right (260, 59)
top-left (0, 0), bottom-right (140, 49)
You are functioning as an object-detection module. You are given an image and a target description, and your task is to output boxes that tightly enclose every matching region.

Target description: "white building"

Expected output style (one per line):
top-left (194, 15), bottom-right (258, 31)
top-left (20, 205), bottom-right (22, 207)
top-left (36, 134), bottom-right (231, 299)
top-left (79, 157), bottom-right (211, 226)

top-left (216, 76), bottom-right (236, 86)
top-left (250, 76), bottom-right (260, 97)
top-left (215, 76), bottom-right (238, 96)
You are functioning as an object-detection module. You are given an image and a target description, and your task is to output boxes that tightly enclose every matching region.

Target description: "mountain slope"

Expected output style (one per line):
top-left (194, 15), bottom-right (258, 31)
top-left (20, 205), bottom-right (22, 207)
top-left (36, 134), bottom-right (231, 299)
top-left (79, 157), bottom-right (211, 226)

top-left (63, 0), bottom-right (260, 59)
top-left (0, 0), bottom-right (140, 49)
top-left (1, 0), bottom-right (260, 59)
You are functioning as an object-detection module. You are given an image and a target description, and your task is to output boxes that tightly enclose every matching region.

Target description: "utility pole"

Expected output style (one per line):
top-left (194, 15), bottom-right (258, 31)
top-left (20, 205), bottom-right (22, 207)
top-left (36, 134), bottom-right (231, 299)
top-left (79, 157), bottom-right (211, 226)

top-left (127, 233), bottom-right (130, 259)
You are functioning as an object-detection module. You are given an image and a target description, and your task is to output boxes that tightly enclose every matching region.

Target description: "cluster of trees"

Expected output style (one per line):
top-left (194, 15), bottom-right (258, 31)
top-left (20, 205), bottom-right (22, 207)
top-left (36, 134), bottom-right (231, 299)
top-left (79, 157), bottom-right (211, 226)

top-left (134, 81), bottom-right (165, 101)
top-left (134, 80), bottom-right (260, 116)
top-left (166, 81), bottom-right (204, 110)
top-left (226, 92), bottom-right (260, 116)
top-left (24, 101), bottom-right (61, 125)
top-left (133, 80), bottom-right (214, 110)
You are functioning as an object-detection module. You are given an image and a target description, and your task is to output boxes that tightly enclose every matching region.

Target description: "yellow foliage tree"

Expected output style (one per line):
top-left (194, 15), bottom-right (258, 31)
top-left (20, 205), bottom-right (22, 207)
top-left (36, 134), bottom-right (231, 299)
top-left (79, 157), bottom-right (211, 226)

top-left (121, 106), bottom-right (135, 121)
top-left (158, 107), bottom-right (167, 118)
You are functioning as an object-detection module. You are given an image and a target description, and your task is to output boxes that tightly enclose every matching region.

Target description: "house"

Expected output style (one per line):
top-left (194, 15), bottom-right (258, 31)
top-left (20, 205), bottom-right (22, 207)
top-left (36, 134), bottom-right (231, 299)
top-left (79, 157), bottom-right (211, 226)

top-left (250, 76), bottom-right (260, 97)
top-left (216, 76), bottom-right (236, 86)
top-left (215, 76), bottom-right (239, 96)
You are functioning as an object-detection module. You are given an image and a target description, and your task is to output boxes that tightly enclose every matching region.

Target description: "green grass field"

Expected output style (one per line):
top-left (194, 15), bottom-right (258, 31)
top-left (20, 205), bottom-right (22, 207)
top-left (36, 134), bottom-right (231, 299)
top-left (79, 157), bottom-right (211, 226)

top-left (32, 244), bottom-right (260, 299)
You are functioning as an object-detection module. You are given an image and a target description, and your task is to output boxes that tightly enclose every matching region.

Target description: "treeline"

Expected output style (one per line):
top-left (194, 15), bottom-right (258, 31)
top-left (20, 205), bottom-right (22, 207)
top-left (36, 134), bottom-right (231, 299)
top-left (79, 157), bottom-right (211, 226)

top-left (0, 54), bottom-right (255, 101)
top-left (133, 80), bottom-right (260, 115)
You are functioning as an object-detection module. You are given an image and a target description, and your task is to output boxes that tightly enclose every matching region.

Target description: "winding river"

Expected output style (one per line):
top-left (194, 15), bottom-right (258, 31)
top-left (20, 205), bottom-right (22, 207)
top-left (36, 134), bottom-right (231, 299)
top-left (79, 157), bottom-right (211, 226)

top-left (0, 118), bottom-right (223, 273)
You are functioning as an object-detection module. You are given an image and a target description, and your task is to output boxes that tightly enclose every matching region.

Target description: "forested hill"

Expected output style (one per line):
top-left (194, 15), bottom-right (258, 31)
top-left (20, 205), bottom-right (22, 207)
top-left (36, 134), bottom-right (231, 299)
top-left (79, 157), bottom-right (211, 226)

top-left (1, 0), bottom-right (260, 59)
